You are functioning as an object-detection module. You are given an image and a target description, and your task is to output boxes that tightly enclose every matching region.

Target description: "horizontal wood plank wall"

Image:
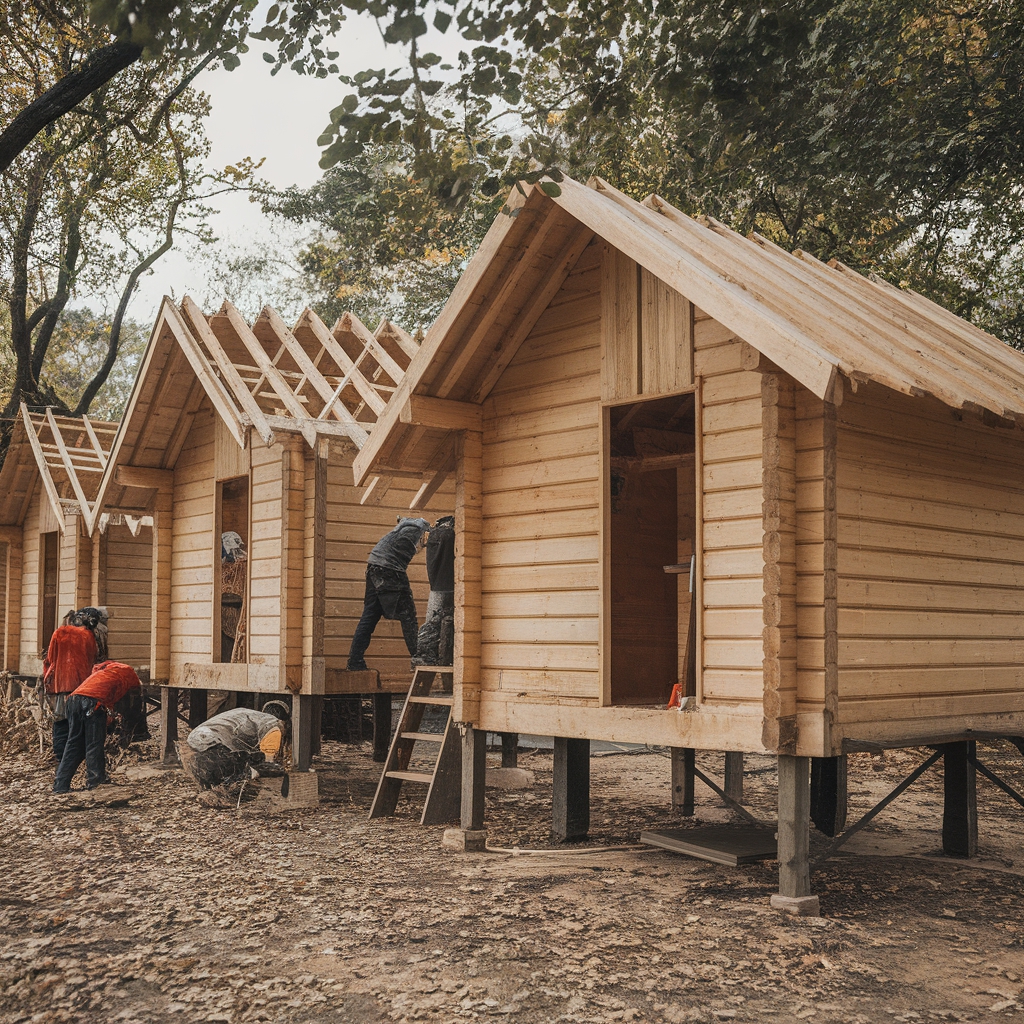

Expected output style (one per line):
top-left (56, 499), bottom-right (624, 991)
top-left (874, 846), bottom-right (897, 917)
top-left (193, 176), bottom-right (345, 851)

top-left (248, 442), bottom-right (283, 669)
top-left (695, 309), bottom-right (765, 712)
top-left (3, 536), bottom-right (22, 672)
top-left (480, 240), bottom-right (603, 707)
top-left (57, 520), bottom-right (80, 622)
top-left (795, 388), bottom-right (829, 737)
top-left (836, 381), bottom-right (1024, 730)
top-left (104, 524), bottom-right (154, 668)
top-left (170, 401), bottom-right (216, 679)
top-left (315, 442), bottom-right (449, 684)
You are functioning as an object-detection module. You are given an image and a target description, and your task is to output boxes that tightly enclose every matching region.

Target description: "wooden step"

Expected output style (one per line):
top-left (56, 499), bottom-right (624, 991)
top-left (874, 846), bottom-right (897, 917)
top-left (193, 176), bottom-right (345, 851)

top-left (402, 732), bottom-right (442, 743)
top-left (385, 770), bottom-right (434, 783)
top-left (409, 695), bottom-right (453, 706)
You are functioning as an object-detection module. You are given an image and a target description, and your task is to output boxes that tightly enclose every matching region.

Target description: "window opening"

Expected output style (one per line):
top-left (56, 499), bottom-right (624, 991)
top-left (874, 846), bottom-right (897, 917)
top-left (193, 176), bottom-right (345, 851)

top-left (608, 393), bottom-right (697, 706)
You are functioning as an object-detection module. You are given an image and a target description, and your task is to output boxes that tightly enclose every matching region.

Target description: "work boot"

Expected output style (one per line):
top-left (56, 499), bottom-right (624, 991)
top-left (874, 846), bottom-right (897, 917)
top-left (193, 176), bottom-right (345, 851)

top-left (347, 660), bottom-right (369, 672)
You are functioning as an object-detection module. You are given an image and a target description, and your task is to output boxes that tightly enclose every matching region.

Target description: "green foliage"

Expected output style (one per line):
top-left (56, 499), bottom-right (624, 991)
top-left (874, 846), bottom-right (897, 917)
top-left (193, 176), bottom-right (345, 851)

top-left (256, 0), bottom-right (1024, 347)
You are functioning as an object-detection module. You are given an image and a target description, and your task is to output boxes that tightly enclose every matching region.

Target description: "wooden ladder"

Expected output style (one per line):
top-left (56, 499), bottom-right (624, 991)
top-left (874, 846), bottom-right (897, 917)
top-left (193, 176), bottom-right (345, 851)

top-left (368, 666), bottom-right (462, 824)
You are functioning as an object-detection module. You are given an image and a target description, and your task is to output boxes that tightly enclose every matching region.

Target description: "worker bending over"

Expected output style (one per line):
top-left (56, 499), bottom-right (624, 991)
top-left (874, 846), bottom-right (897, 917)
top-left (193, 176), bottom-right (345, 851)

top-left (412, 515), bottom-right (456, 667)
top-left (184, 701), bottom-right (291, 789)
top-left (43, 611), bottom-right (97, 763)
top-left (53, 661), bottom-right (141, 793)
top-left (347, 517), bottom-right (430, 671)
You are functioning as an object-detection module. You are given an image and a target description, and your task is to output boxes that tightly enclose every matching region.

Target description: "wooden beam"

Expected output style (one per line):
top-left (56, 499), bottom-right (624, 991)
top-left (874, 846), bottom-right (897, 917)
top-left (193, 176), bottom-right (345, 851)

top-left (20, 405), bottom-right (65, 534)
top-left (773, 755), bottom-right (817, 913)
top-left (942, 741), bottom-right (978, 857)
top-left (552, 737), bottom-right (590, 842)
top-left (80, 416), bottom-right (109, 467)
top-left (264, 413), bottom-right (364, 447)
top-left (671, 747), bottom-right (695, 815)
top-left (0, 526), bottom-right (22, 544)
top-left (409, 439), bottom-right (456, 511)
top-left (116, 466), bottom-right (173, 490)
top-left (377, 319), bottom-right (419, 361)
top-left (461, 724), bottom-right (487, 833)
top-left (400, 394), bottom-right (483, 432)
top-left (299, 309), bottom-right (387, 417)
top-left (180, 295), bottom-right (276, 447)
top-left (257, 304), bottom-right (368, 445)
top-left (359, 475), bottom-right (394, 507)
top-left (162, 303), bottom-right (248, 450)
top-left (339, 310), bottom-right (406, 385)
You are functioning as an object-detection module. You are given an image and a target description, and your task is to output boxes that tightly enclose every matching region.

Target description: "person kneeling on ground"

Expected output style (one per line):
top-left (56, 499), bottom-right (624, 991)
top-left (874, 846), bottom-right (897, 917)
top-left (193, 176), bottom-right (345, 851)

top-left (347, 517), bottom-right (430, 672)
top-left (184, 701), bottom-right (291, 789)
top-left (43, 611), bottom-right (98, 764)
top-left (53, 661), bottom-right (142, 793)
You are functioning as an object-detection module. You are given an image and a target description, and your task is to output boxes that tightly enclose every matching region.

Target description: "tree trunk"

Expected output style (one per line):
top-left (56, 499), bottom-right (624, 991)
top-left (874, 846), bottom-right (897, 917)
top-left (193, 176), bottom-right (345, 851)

top-left (0, 41), bottom-right (143, 175)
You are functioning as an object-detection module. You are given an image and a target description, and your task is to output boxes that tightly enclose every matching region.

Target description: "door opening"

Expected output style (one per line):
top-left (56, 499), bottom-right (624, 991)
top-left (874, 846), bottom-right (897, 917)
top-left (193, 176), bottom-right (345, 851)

top-left (608, 394), bottom-right (697, 706)
top-left (216, 476), bottom-right (250, 664)
top-left (40, 531), bottom-right (59, 651)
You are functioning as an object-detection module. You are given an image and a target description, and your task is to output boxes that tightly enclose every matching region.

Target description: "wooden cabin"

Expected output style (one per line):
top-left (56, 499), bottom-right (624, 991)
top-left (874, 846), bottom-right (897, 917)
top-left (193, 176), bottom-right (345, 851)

top-left (0, 407), bottom-right (153, 678)
top-left (353, 175), bottom-right (1024, 910)
top-left (92, 297), bottom-right (453, 768)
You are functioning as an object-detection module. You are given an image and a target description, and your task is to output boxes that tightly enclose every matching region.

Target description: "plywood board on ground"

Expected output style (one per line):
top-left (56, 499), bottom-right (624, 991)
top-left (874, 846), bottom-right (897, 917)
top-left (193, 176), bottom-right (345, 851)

top-left (640, 825), bottom-right (777, 866)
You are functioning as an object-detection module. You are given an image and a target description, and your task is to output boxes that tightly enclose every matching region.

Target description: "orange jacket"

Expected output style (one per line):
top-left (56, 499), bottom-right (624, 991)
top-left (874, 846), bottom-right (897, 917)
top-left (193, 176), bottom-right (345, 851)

top-left (73, 662), bottom-right (141, 712)
top-left (42, 626), bottom-right (97, 695)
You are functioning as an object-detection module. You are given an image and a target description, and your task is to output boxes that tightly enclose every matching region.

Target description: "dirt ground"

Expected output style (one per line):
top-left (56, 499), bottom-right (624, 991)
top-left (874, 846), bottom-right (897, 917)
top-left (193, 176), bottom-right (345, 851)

top-left (3, 730), bottom-right (1024, 1024)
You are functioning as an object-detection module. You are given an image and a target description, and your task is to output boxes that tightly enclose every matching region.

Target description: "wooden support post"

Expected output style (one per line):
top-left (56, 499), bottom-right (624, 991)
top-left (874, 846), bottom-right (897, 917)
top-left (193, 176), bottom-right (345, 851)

top-left (724, 751), bottom-right (744, 805)
top-left (159, 686), bottom-right (178, 765)
top-left (553, 737), bottom-right (590, 842)
top-left (500, 732), bottom-right (518, 768)
top-left (461, 725), bottom-right (487, 832)
top-left (942, 741), bottom-right (978, 858)
top-left (811, 755), bottom-right (848, 837)
top-left (771, 755), bottom-right (818, 915)
top-left (187, 689), bottom-right (207, 730)
top-left (671, 747), bottom-right (695, 815)
top-left (293, 694), bottom-right (314, 772)
top-left (311, 696), bottom-right (323, 756)
top-left (372, 692), bottom-right (392, 763)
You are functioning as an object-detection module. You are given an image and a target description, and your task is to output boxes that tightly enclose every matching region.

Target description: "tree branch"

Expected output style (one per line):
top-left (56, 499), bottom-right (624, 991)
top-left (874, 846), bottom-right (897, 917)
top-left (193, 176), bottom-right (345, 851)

top-left (0, 39), bottom-right (143, 175)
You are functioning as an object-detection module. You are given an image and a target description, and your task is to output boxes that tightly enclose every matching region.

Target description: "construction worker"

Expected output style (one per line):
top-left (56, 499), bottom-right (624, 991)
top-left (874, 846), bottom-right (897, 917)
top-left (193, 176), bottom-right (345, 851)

top-left (75, 606), bottom-right (109, 661)
top-left (42, 611), bottom-right (98, 763)
top-left (347, 517), bottom-right (430, 671)
top-left (183, 700), bottom-right (291, 789)
top-left (412, 515), bottom-right (456, 667)
top-left (53, 661), bottom-right (142, 793)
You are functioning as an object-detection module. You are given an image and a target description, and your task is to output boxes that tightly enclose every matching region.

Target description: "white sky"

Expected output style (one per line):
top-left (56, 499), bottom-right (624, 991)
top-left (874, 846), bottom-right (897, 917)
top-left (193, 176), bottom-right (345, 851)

top-left (127, 10), bottom-right (464, 322)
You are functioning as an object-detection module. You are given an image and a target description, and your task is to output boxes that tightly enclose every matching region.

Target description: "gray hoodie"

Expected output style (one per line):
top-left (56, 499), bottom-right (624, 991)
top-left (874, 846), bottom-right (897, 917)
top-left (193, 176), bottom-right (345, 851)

top-left (366, 517), bottom-right (430, 574)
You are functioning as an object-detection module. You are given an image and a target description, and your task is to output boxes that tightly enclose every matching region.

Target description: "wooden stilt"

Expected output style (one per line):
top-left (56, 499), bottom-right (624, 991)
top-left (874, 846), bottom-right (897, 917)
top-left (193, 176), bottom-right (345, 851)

top-left (311, 696), bottom-right (323, 756)
top-left (942, 741), bottom-right (978, 857)
top-left (461, 724), bottom-right (487, 832)
top-left (811, 755), bottom-right (848, 837)
top-left (293, 694), bottom-right (314, 772)
top-left (724, 751), bottom-right (744, 804)
top-left (500, 732), bottom-right (518, 768)
top-left (372, 692), bottom-right (392, 762)
top-left (553, 737), bottom-right (590, 842)
top-left (671, 747), bottom-right (695, 815)
top-left (159, 686), bottom-right (178, 765)
top-left (771, 755), bottom-right (819, 915)
top-left (187, 689), bottom-right (207, 730)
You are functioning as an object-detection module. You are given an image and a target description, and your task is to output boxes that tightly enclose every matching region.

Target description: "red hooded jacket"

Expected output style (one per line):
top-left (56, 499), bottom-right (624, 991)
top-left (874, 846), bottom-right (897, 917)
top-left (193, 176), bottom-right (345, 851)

top-left (73, 661), bottom-right (142, 712)
top-left (42, 626), bottom-right (97, 695)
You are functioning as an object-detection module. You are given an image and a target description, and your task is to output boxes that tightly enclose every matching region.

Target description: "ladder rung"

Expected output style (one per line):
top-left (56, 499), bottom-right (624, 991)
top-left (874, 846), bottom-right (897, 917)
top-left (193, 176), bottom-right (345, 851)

top-left (386, 770), bottom-right (434, 783)
top-left (402, 732), bottom-right (442, 743)
top-left (409, 695), bottom-right (453, 706)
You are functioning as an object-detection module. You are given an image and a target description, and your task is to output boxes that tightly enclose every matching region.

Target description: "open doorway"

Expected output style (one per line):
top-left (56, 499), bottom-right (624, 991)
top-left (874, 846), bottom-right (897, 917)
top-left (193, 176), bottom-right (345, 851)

top-left (216, 476), bottom-right (249, 664)
top-left (40, 531), bottom-right (59, 651)
top-left (608, 393), bottom-right (697, 706)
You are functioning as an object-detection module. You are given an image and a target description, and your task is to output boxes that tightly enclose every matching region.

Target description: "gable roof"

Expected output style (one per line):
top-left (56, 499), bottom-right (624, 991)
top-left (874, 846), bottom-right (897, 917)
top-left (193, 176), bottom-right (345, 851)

top-left (93, 297), bottom-right (416, 529)
top-left (0, 405), bottom-right (118, 533)
top-left (352, 174), bottom-right (1024, 490)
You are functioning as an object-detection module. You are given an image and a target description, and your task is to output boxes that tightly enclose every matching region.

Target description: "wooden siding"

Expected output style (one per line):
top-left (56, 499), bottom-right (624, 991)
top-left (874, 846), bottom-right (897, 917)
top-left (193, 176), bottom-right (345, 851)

top-left (695, 311), bottom-right (765, 711)
top-left (835, 381), bottom-right (1024, 730)
top-left (479, 240), bottom-right (603, 706)
top-left (104, 524), bottom-right (154, 667)
top-left (248, 443), bottom-right (282, 666)
top-left (170, 402), bottom-right (216, 678)
top-left (18, 484), bottom-right (60, 674)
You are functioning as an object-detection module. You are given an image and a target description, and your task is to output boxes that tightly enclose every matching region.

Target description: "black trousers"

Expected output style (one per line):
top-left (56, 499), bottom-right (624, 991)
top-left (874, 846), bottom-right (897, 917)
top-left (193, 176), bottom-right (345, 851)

top-left (54, 695), bottom-right (107, 792)
top-left (348, 568), bottom-right (419, 666)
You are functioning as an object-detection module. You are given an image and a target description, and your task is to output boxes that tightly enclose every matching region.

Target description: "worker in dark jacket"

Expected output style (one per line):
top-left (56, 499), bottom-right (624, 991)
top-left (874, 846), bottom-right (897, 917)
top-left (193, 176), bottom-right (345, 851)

top-left (347, 517), bottom-right (430, 671)
top-left (42, 613), bottom-right (98, 763)
top-left (53, 661), bottom-right (141, 793)
top-left (412, 515), bottom-right (456, 667)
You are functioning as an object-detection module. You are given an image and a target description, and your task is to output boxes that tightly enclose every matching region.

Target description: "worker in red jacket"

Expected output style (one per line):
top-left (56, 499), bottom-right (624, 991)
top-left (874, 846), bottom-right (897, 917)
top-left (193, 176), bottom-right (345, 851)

top-left (42, 614), bottom-right (98, 763)
top-left (53, 662), bottom-right (141, 793)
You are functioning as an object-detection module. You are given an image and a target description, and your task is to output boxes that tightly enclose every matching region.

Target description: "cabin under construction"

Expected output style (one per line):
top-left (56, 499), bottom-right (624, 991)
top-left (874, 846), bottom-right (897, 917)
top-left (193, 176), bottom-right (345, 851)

top-left (353, 175), bottom-right (1024, 911)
